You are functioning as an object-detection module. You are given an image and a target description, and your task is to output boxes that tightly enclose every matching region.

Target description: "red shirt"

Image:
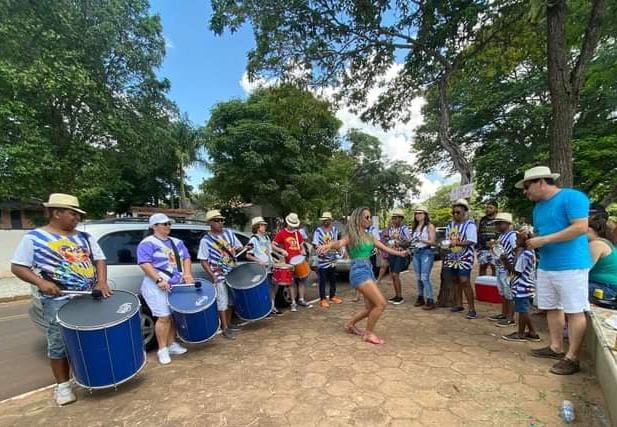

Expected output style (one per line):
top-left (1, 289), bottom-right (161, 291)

top-left (273, 228), bottom-right (304, 263)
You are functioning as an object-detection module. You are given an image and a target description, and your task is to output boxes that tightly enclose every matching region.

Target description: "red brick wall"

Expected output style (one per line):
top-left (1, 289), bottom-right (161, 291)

top-left (0, 209), bottom-right (10, 229)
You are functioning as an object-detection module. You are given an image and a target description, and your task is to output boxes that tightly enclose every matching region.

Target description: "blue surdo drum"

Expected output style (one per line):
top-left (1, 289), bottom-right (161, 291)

top-left (168, 281), bottom-right (219, 344)
top-left (56, 290), bottom-right (145, 390)
top-left (226, 262), bottom-right (272, 321)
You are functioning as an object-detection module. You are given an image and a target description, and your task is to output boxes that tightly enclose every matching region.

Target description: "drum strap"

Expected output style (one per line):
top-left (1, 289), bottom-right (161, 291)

top-left (168, 238), bottom-right (183, 273)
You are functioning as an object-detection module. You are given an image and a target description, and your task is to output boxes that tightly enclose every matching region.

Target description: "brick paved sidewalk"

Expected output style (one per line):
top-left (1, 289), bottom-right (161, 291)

top-left (0, 264), bottom-right (609, 426)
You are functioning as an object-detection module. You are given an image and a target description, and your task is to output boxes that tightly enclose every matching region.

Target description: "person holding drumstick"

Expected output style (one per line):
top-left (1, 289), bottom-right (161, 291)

top-left (137, 213), bottom-right (193, 365)
top-left (317, 207), bottom-right (407, 345)
top-left (11, 193), bottom-right (111, 405)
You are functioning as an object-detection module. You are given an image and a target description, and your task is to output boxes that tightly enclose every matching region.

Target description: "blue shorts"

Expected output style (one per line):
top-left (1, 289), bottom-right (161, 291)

top-left (447, 267), bottom-right (472, 277)
top-left (389, 255), bottom-right (409, 274)
top-left (42, 297), bottom-right (71, 359)
top-left (350, 259), bottom-right (375, 288)
top-left (514, 296), bottom-right (533, 313)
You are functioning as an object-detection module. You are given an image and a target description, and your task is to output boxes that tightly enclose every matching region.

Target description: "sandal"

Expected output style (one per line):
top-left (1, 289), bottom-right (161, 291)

top-left (362, 332), bottom-right (384, 345)
top-left (344, 323), bottom-right (364, 336)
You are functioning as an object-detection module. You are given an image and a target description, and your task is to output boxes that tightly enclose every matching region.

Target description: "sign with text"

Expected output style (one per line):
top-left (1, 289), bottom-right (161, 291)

top-left (450, 183), bottom-right (474, 201)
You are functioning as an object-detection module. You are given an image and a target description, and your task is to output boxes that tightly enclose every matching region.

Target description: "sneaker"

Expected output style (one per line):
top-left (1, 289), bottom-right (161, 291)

top-left (422, 299), bottom-right (435, 310)
top-left (450, 306), bottom-right (465, 313)
top-left (465, 310), bottom-right (478, 319)
top-left (496, 319), bottom-right (516, 328)
top-left (530, 346), bottom-right (565, 360)
top-left (550, 357), bottom-right (581, 375)
top-left (388, 296), bottom-right (398, 304)
top-left (157, 347), bottom-right (171, 365)
top-left (298, 299), bottom-right (313, 308)
top-left (488, 313), bottom-right (507, 322)
top-left (414, 297), bottom-right (425, 307)
top-left (222, 328), bottom-right (236, 340)
top-left (330, 295), bottom-right (343, 304)
top-left (271, 307), bottom-right (283, 317)
top-left (290, 303), bottom-right (298, 312)
top-left (168, 341), bottom-right (188, 355)
top-left (390, 296), bottom-right (404, 305)
top-left (501, 332), bottom-right (528, 342)
top-left (319, 299), bottom-right (330, 309)
top-left (55, 382), bottom-right (77, 406)
top-left (525, 332), bottom-right (541, 342)
top-left (228, 324), bottom-right (241, 332)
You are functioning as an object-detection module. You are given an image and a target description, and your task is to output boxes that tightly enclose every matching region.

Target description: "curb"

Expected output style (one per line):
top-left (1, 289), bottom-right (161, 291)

top-left (0, 294), bottom-right (31, 304)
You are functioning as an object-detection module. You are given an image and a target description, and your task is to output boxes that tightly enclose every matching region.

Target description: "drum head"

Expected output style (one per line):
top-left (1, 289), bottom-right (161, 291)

top-left (168, 282), bottom-right (217, 313)
top-left (274, 263), bottom-right (293, 270)
top-left (57, 290), bottom-right (140, 330)
top-left (226, 263), bottom-right (267, 290)
top-left (289, 255), bottom-right (306, 265)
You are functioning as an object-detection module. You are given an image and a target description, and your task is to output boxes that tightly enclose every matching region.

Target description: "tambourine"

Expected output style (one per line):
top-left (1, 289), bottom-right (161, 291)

top-left (491, 243), bottom-right (504, 257)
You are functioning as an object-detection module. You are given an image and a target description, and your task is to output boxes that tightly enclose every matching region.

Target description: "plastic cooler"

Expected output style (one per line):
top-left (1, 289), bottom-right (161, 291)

top-left (474, 275), bottom-right (503, 304)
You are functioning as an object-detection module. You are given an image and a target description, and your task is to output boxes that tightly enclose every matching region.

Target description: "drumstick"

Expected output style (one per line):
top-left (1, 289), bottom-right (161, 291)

top-left (61, 289), bottom-right (103, 298)
top-left (171, 282), bottom-right (203, 289)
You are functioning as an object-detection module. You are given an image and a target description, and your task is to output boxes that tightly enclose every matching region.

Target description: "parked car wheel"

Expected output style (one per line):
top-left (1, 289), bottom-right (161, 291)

top-left (275, 286), bottom-right (292, 308)
top-left (139, 300), bottom-right (157, 351)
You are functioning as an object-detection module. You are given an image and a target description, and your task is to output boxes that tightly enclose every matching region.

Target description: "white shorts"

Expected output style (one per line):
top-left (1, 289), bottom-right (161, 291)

top-left (141, 279), bottom-right (171, 317)
top-left (215, 280), bottom-right (230, 312)
top-left (536, 269), bottom-right (590, 314)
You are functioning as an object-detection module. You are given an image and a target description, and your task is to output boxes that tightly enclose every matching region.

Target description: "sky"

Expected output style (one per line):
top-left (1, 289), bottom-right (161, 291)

top-left (149, 0), bottom-right (455, 201)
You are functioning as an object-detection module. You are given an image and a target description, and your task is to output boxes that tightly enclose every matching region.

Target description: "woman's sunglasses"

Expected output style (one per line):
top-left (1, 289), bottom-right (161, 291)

top-left (157, 222), bottom-right (172, 226)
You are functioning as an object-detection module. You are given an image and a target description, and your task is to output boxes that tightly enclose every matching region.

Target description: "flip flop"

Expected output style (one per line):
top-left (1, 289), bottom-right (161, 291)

top-left (344, 324), bottom-right (364, 336)
top-left (362, 332), bottom-right (384, 345)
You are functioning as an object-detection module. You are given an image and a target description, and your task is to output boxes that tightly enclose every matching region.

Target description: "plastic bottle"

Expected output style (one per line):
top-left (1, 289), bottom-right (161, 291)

top-left (560, 400), bottom-right (575, 424)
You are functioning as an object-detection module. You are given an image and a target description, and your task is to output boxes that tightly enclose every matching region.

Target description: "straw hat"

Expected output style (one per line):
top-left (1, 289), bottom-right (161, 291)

top-left (43, 193), bottom-right (86, 214)
top-left (493, 212), bottom-right (513, 224)
top-left (285, 213), bottom-right (300, 227)
top-left (414, 205), bottom-right (429, 214)
top-left (452, 198), bottom-right (469, 209)
top-left (391, 208), bottom-right (405, 218)
top-left (205, 209), bottom-right (225, 222)
top-left (149, 213), bottom-right (175, 228)
top-left (515, 166), bottom-right (560, 189)
top-left (320, 211), bottom-right (333, 221)
top-left (251, 216), bottom-right (267, 227)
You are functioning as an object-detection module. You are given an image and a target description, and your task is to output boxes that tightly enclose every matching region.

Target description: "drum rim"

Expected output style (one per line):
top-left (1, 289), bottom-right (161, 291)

top-left (225, 262), bottom-right (268, 290)
top-left (288, 255), bottom-right (306, 265)
top-left (168, 286), bottom-right (218, 314)
top-left (72, 351), bottom-right (147, 390)
top-left (56, 290), bottom-right (141, 331)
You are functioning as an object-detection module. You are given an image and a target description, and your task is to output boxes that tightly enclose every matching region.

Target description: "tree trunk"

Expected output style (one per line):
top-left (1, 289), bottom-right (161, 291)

top-left (438, 75), bottom-right (473, 185)
top-left (179, 162), bottom-right (188, 209)
top-left (546, 0), bottom-right (606, 187)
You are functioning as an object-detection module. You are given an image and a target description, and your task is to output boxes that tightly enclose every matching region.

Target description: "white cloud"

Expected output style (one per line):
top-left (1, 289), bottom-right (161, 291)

top-left (164, 35), bottom-right (175, 49)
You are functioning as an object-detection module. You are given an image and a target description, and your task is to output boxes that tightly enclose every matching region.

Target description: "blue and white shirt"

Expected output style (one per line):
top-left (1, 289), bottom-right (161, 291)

top-left (312, 226), bottom-right (340, 269)
top-left (11, 229), bottom-right (105, 300)
top-left (248, 233), bottom-right (273, 271)
top-left (510, 249), bottom-right (536, 298)
top-left (384, 224), bottom-right (411, 250)
top-left (198, 229), bottom-right (242, 283)
top-left (137, 235), bottom-right (191, 286)
top-left (445, 219), bottom-right (477, 270)
top-left (495, 230), bottom-right (517, 275)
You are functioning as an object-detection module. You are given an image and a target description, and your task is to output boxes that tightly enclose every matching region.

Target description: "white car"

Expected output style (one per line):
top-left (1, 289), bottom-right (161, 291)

top-left (28, 218), bottom-right (251, 350)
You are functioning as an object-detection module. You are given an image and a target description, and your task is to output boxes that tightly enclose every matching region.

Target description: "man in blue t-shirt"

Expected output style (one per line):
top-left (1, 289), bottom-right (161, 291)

top-left (516, 166), bottom-right (591, 375)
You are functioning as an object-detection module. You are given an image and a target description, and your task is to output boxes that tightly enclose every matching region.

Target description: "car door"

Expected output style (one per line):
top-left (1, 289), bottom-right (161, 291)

top-left (97, 229), bottom-right (147, 294)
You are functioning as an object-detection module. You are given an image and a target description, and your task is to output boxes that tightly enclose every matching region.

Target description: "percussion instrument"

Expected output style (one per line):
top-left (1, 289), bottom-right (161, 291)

top-left (57, 290), bottom-right (145, 390)
top-left (490, 243), bottom-right (505, 258)
top-left (289, 255), bottom-right (310, 279)
top-left (272, 263), bottom-right (294, 285)
top-left (168, 281), bottom-right (219, 344)
top-left (226, 263), bottom-right (272, 321)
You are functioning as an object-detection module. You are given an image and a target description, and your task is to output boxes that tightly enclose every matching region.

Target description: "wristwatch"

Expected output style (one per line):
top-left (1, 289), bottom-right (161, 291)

top-left (155, 277), bottom-right (163, 284)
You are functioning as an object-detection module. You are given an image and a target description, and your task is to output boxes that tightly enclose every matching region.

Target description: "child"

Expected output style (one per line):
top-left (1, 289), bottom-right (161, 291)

top-left (501, 226), bottom-right (540, 342)
top-left (488, 213), bottom-right (517, 327)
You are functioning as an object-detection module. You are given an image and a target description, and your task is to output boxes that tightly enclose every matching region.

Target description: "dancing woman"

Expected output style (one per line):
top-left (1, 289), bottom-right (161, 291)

top-left (317, 207), bottom-right (407, 344)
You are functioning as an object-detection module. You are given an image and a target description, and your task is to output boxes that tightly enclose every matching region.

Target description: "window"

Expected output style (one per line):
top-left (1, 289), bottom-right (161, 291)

top-left (99, 230), bottom-right (146, 265)
top-left (171, 229), bottom-right (207, 261)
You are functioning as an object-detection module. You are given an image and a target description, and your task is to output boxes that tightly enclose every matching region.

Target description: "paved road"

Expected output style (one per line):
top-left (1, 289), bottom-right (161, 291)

top-left (0, 300), bottom-right (51, 401)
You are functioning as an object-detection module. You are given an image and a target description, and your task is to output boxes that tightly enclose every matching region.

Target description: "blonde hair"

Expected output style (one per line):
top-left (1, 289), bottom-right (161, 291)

top-left (347, 207), bottom-right (372, 248)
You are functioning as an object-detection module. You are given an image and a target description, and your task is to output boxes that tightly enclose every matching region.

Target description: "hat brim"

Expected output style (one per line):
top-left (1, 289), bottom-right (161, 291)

top-left (320, 217), bottom-right (333, 221)
top-left (43, 203), bottom-right (86, 215)
top-left (494, 219), bottom-right (513, 224)
top-left (286, 220), bottom-right (300, 227)
top-left (207, 216), bottom-right (225, 221)
top-left (515, 173), bottom-right (560, 189)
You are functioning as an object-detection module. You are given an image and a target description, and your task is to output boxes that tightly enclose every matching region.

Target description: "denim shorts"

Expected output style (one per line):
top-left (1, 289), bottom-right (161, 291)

top-left (42, 297), bottom-right (71, 359)
top-left (514, 296), bottom-right (533, 313)
top-left (349, 259), bottom-right (375, 288)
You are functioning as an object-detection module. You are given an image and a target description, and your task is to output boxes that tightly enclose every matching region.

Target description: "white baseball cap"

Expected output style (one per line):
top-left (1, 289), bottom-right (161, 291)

top-left (148, 213), bottom-right (175, 228)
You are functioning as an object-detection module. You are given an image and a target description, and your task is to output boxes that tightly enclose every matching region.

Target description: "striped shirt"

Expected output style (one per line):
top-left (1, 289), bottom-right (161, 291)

top-left (11, 229), bottom-right (105, 300)
top-left (510, 249), bottom-right (536, 298)
top-left (445, 219), bottom-right (477, 270)
top-left (384, 225), bottom-right (411, 248)
top-left (312, 226), bottom-right (340, 268)
top-left (198, 229), bottom-right (242, 283)
top-left (495, 230), bottom-right (517, 274)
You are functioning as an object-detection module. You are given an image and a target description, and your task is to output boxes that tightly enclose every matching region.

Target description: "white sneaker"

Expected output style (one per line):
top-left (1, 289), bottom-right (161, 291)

top-left (157, 347), bottom-right (171, 365)
top-left (55, 381), bottom-right (77, 406)
top-left (290, 303), bottom-right (298, 312)
top-left (168, 341), bottom-right (187, 355)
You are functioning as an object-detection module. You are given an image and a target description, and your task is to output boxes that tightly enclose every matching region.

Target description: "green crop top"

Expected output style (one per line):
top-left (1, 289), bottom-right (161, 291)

top-left (348, 239), bottom-right (374, 259)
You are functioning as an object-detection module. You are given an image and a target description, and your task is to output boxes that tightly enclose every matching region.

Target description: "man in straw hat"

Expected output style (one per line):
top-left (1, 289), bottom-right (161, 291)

top-left (384, 208), bottom-right (411, 305)
top-left (312, 211), bottom-right (343, 308)
top-left (516, 166), bottom-right (592, 375)
top-left (11, 193), bottom-right (111, 405)
top-left (273, 213), bottom-right (312, 311)
top-left (198, 209), bottom-right (244, 339)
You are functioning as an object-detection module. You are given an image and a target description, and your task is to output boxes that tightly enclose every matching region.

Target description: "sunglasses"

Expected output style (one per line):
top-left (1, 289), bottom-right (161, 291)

top-left (452, 210), bottom-right (464, 215)
top-left (157, 222), bottom-right (172, 226)
top-left (211, 218), bottom-right (225, 223)
top-left (363, 215), bottom-right (371, 220)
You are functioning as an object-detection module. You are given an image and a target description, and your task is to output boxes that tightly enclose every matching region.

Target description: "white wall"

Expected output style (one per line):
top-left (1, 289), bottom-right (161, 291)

top-left (0, 230), bottom-right (26, 278)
